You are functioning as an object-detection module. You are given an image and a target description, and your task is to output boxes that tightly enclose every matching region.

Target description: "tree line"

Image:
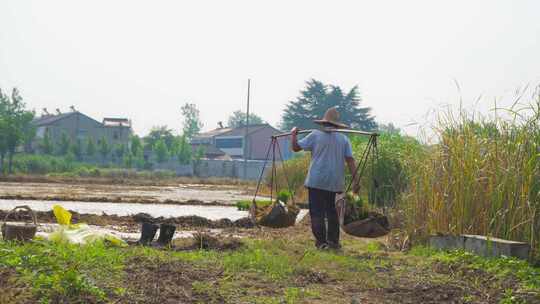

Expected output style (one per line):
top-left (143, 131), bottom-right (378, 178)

top-left (0, 88), bottom-right (35, 173)
top-left (0, 79), bottom-right (383, 174)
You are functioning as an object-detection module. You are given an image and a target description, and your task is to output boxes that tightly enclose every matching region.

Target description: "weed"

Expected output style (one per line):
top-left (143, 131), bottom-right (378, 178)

top-left (0, 240), bottom-right (125, 303)
top-left (410, 246), bottom-right (540, 290)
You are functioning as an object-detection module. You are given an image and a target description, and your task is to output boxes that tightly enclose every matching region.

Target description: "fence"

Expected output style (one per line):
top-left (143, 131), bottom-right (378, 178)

top-left (151, 159), bottom-right (270, 180)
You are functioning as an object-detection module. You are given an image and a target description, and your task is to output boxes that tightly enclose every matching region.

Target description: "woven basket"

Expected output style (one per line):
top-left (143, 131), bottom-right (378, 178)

top-left (250, 201), bottom-right (299, 228)
top-left (336, 197), bottom-right (390, 238)
top-left (1, 205), bottom-right (38, 241)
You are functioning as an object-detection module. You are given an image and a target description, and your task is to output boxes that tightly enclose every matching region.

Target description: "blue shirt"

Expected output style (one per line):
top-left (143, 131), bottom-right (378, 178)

top-left (298, 130), bottom-right (353, 193)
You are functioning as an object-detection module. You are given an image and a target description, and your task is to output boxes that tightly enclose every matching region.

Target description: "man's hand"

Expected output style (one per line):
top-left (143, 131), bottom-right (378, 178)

top-left (291, 127), bottom-right (302, 152)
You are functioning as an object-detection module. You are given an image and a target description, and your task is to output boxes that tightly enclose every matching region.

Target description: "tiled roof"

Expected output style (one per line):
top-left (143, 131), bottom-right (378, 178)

top-left (195, 128), bottom-right (233, 138)
top-left (32, 112), bottom-right (76, 126)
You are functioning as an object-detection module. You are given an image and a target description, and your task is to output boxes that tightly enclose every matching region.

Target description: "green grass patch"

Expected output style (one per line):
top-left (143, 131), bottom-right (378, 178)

top-left (410, 246), bottom-right (540, 290)
top-left (0, 240), bottom-right (125, 303)
top-left (222, 239), bottom-right (294, 280)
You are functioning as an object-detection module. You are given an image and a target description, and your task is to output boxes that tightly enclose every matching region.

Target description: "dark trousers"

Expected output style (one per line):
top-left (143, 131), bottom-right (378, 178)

top-left (308, 187), bottom-right (339, 246)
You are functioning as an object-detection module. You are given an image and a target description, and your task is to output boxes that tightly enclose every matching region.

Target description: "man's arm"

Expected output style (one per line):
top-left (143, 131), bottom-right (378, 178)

top-left (346, 156), bottom-right (360, 194)
top-left (291, 127), bottom-right (302, 152)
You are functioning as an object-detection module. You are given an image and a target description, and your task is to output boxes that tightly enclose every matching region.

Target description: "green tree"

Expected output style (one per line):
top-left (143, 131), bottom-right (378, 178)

top-left (40, 132), bottom-right (54, 155)
top-left (154, 139), bottom-right (169, 163)
top-left (144, 126), bottom-right (175, 151)
top-left (192, 145), bottom-right (205, 176)
top-left (58, 132), bottom-right (71, 156)
top-left (71, 139), bottom-right (83, 161)
top-left (281, 79), bottom-right (376, 131)
top-left (0, 88), bottom-right (35, 173)
top-left (86, 137), bottom-right (96, 158)
top-left (378, 123), bottom-right (401, 135)
top-left (98, 137), bottom-right (110, 163)
top-left (227, 110), bottom-right (264, 128)
top-left (181, 103), bottom-right (203, 139)
top-left (177, 135), bottom-right (192, 165)
top-left (113, 143), bottom-right (126, 164)
top-left (0, 114), bottom-right (7, 173)
top-left (123, 153), bottom-right (134, 168)
top-left (130, 135), bottom-right (142, 156)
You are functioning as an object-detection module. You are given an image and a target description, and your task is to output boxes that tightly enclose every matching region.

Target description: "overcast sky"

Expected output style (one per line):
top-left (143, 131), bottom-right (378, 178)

top-left (1, 0), bottom-right (539, 137)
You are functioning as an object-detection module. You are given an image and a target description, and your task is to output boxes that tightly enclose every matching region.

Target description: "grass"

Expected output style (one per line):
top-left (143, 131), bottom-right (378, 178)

top-left (402, 93), bottom-right (540, 256)
top-left (410, 246), bottom-right (540, 290)
top-left (0, 240), bottom-right (125, 303)
top-left (0, 232), bottom-right (539, 303)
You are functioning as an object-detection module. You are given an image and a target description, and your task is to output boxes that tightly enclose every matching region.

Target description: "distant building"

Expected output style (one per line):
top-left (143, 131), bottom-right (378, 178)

top-left (191, 123), bottom-right (291, 160)
top-left (31, 109), bottom-right (132, 154)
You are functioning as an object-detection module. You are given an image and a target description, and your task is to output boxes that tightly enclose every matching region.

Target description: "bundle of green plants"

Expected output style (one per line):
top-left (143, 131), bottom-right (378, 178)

top-left (276, 189), bottom-right (293, 204)
top-left (236, 200), bottom-right (272, 211)
top-left (342, 192), bottom-right (369, 223)
top-left (264, 155), bottom-right (310, 201)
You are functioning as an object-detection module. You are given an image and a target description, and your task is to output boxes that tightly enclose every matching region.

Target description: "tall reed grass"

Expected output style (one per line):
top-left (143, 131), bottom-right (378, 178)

top-left (403, 91), bottom-right (540, 255)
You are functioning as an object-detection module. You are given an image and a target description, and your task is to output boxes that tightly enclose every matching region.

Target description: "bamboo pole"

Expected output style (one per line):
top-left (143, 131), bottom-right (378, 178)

top-left (272, 128), bottom-right (378, 139)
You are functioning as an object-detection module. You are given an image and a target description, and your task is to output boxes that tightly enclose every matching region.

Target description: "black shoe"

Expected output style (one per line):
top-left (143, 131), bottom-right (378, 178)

top-left (156, 223), bottom-right (176, 246)
top-left (316, 242), bottom-right (329, 250)
top-left (138, 222), bottom-right (159, 246)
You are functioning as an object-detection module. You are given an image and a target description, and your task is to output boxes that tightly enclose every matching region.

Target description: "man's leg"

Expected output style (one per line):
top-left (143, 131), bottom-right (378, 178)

top-left (308, 187), bottom-right (327, 247)
top-left (324, 191), bottom-right (340, 248)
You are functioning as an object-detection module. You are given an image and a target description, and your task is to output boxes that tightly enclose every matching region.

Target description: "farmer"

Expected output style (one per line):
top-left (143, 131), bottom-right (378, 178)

top-left (291, 107), bottom-right (359, 249)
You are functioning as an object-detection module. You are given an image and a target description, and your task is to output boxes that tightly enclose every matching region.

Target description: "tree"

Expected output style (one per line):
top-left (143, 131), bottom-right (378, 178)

top-left (113, 143), bottom-right (126, 163)
top-left (154, 139), bottom-right (169, 163)
top-left (227, 110), bottom-right (264, 128)
top-left (281, 79), bottom-right (376, 131)
top-left (0, 114), bottom-right (7, 173)
top-left (378, 123), bottom-right (401, 135)
top-left (58, 132), bottom-right (71, 156)
top-left (177, 135), bottom-right (192, 165)
top-left (0, 88), bottom-right (35, 173)
top-left (41, 132), bottom-right (54, 155)
top-left (98, 137), bottom-right (110, 163)
top-left (181, 103), bottom-right (203, 139)
top-left (130, 135), bottom-right (142, 156)
top-left (144, 126), bottom-right (175, 151)
top-left (71, 139), bottom-right (83, 161)
top-left (86, 137), bottom-right (96, 158)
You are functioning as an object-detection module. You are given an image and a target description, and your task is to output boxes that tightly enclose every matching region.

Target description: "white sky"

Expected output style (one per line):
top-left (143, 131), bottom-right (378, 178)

top-left (1, 0), bottom-right (539, 137)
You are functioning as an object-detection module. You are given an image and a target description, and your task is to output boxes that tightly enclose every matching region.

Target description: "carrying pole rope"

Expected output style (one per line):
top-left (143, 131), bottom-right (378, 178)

top-left (345, 135), bottom-right (376, 194)
top-left (252, 130), bottom-right (381, 219)
top-left (274, 137), bottom-right (296, 205)
top-left (252, 137), bottom-right (274, 205)
top-left (372, 137), bottom-right (384, 213)
top-left (270, 137), bottom-right (277, 203)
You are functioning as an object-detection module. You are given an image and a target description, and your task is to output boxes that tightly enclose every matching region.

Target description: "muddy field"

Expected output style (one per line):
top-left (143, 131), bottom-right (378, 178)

top-left (0, 178), bottom-right (538, 303)
top-left (0, 181), bottom-right (254, 205)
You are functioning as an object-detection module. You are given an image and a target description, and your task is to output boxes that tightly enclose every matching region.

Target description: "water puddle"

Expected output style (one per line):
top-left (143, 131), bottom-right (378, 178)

top-left (0, 199), bottom-right (308, 223)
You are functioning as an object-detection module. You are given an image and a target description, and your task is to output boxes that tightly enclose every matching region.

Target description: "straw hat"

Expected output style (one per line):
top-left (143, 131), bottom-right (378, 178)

top-left (314, 107), bottom-right (349, 129)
